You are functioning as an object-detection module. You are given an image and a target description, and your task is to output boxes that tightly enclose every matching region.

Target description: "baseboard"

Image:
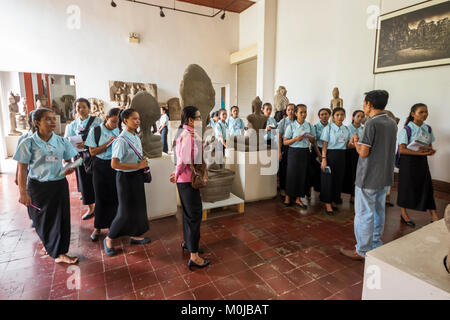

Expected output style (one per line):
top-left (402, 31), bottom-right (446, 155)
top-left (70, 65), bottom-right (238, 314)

top-left (393, 173), bottom-right (450, 194)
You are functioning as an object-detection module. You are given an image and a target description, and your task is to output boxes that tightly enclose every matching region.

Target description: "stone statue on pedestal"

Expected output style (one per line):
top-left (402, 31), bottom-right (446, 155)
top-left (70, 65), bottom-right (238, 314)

top-left (274, 86), bottom-right (289, 112)
top-left (8, 92), bottom-right (21, 136)
top-left (330, 87), bottom-right (343, 111)
top-left (130, 91), bottom-right (162, 159)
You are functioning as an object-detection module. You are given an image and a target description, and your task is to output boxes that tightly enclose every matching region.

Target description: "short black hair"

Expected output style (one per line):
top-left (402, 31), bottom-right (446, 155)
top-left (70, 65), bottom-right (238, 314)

top-left (364, 90), bottom-right (389, 110)
top-left (231, 106), bottom-right (239, 112)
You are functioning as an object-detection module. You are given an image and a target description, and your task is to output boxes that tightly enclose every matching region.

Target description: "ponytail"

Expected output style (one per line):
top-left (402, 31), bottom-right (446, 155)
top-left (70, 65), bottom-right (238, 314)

top-left (404, 103), bottom-right (427, 127)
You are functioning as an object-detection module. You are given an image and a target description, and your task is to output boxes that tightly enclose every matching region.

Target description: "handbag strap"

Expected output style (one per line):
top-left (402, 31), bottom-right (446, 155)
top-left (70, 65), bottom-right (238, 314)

top-left (119, 135), bottom-right (144, 160)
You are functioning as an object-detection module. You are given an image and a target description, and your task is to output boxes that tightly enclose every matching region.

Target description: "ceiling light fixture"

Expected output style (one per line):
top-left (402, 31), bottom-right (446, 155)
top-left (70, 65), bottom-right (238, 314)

top-left (111, 0), bottom-right (117, 8)
top-left (160, 7), bottom-right (165, 18)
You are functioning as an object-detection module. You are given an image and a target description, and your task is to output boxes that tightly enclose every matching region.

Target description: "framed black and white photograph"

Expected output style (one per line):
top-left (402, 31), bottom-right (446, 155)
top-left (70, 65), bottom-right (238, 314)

top-left (374, 0), bottom-right (450, 74)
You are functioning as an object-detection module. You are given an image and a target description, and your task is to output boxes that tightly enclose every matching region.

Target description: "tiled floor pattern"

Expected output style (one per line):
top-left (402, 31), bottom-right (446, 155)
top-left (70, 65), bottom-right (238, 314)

top-left (0, 172), bottom-right (448, 300)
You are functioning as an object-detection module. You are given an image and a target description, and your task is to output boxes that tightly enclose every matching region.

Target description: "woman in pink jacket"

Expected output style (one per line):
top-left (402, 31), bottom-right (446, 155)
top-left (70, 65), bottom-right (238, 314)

top-left (170, 106), bottom-right (210, 271)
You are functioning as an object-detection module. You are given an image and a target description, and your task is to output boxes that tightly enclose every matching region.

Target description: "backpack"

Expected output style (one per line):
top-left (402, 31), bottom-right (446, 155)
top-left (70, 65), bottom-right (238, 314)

top-left (84, 125), bottom-right (102, 174)
top-left (395, 124), bottom-right (432, 169)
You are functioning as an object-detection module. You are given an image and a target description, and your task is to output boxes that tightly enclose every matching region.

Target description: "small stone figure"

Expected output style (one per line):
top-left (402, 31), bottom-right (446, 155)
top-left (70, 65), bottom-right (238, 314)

top-left (274, 86), bottom-right (289, 112)
top-left (88, 98), bottom-right (106, 119)
top-left (8, 92), bottom-right (21, 136)
top-left (330, 87), bottom-right (344, 111)
top-left (61, 95), bottom-right (75, 121)
top-left (167, 97), bottom-right (181, 121)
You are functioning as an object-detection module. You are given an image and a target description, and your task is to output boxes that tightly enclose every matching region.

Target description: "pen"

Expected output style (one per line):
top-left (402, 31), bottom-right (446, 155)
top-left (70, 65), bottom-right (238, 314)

top-left (29, 204), bottom-right (41, 211)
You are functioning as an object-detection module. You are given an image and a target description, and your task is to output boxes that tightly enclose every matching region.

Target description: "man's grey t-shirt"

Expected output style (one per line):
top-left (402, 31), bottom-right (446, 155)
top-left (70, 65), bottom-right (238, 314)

top-left (355, 113), bottom-right (398, 190)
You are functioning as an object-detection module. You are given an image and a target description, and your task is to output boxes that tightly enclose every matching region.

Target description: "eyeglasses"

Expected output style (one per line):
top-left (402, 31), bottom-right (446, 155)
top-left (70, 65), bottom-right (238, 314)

top-left (194, 116), bottom-right (202, 120)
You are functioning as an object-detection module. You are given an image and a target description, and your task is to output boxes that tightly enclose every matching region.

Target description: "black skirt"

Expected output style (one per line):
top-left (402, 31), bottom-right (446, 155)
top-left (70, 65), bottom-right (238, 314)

top-left (76, 154), bottom-right (95, 205)
top-left (27, 178), bottom-right (71, 259)
top-left (278, 144), bottom-right (289, 191)
top-left (320, 149), bottom-right (346, 204)
top-left (177, 183), bottom-right (203, 253)
top-left (342, 148), bottom-right (359, 196)
top-left (92, 158), bottom-right (118, 229)
top-left (309, 147), bottom-right (322, 192)
top-left (286, 147), bottom-right (310, 198)
top-left (108, 170), bottom-right (149, 239)
top-left (397, 154), bottom-right (436, 211)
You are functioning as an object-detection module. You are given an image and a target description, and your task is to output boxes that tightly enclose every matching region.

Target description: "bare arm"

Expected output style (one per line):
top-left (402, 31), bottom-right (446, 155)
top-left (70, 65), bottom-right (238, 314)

top-left (18, 163), bottom-right (31, 207)
top-left (111, 158), bottom-right (148, 171)
top-left (399, 144), bottom-right (434, 156)
top-left (353, 134), bottom-right (370, 158)
top-left (89, 137), bottom-right (116, 157)
top-left (321, 141), bottom-right (328, 170)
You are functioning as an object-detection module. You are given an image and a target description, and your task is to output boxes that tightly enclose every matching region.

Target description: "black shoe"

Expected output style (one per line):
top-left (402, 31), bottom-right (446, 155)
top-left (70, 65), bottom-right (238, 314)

top-left (90, 232), bottom-right (100, 242)
top-left (385, 202), bottom-right (394, 207)
top-left (82, 211), bottom-right (95, 220)
top-left (188, 258), bottom-right (210, 271)
top-left (296, 203), bottom-right (308, 210)
top-left (182, 242), bottom-right (204, 254)
top-left (401, 216), bottom-right (416, 227)
top-left (130, 237), bottom-right (151, 245)
top-left (444, 256), bottom-right (449, 274)
top-left (325, 209), bottom-right (335, 216)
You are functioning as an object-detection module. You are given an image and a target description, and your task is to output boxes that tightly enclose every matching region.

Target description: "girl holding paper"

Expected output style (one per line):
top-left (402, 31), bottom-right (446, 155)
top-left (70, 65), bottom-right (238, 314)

top-left (14, 108), bottom-right (79, 264)
top-left (85, 108), bottom-right (121, 241)
top-left (397, 103), bottom-right (439, 226)
top-left (283, 104), bottom-right (320, 208)
top-left (103, 109), bottom-right (150, 256)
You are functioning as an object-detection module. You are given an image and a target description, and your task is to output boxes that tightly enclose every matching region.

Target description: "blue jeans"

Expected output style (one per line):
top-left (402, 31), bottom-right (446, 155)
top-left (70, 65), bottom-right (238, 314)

top-left (354, 186), bottom-right (389, 257)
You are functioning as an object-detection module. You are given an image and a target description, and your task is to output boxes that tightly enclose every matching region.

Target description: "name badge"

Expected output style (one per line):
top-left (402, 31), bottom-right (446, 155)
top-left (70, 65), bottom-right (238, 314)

top-left (338, 137), bottom-right (346, 143)
top-left (46, 156), bottom-right (58, 162)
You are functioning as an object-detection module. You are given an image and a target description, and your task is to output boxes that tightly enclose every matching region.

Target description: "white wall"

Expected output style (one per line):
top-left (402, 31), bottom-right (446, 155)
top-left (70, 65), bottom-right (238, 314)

top-left (237, 58), bottom-right (258, 116)
top-left (0, 0), bottom-right (239, 109)
top-left (272, 0), bottom-right (450, 182)
top-left (239, 1), bottom-right (259, 49)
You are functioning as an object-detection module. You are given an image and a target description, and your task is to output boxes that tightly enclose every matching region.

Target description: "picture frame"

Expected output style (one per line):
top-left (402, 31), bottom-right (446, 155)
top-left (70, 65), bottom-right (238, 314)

top-left (374, 0), bottom-right (450, 74)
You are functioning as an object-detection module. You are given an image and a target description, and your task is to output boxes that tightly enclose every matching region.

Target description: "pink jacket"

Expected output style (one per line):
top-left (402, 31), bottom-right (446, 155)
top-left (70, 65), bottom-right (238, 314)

top-left (175, 125), bottom-right (203, 183)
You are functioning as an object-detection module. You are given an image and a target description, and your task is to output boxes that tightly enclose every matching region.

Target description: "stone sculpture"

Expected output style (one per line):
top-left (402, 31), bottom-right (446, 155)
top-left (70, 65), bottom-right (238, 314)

top-left (179, 64), bottom-right (235, 203)
top-left (109, 81), bottom-right (157, 108)
top-left (35, 94), bottom-right (48, 109)
top-left (330, 87), bottom-right (343, 110)
top-left (8, 92), bottom-right (21, 136)
top-left (274, 86), bottom-right (289, 112)
top-left (167, 97), bottom-right (181, 121)
top-left (61, 95), bottom-right (75, 122)
top-left (51, 99), bottom-right (66, 122)
top-left (130, 91), bottom-right (162, 159)
top-left (88, 98), bottom-right (106, 119)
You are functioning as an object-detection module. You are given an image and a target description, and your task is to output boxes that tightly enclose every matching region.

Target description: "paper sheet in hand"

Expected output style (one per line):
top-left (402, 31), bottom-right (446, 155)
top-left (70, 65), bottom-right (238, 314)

top-left (69, 135), bottom-right (84, 152)
top-left (58, 158), bottom-right (83, 178)
top-left (407, 140), bottom-right (431, 152)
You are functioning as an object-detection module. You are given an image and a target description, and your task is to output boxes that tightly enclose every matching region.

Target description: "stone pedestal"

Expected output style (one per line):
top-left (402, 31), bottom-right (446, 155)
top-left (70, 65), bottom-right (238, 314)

top-left (5, 135), bottom-right (21, 157)
top-left (362, 220), bottom-right (450, 300)
top-left (225, 149), bottom-right (278, 202)
top-left (144, 155), bottom-right (177, 220)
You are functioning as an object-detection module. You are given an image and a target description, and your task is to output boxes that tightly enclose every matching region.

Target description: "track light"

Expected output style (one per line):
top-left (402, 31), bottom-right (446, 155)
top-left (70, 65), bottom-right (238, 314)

top-left (160, 7), bottom-right (165, 18)
top-left (111, 1), bottom-right (117, 8)
top-left (221, 11), bottom-right (226, 20)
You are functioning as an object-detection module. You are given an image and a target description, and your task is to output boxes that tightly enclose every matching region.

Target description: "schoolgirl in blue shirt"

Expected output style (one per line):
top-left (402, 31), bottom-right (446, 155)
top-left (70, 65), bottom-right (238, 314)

top-left (283, 104), bottom-right (320, 208)
top-left (14, 108), bottom-right (79, 264)
top-left (15, 110), bottom-right (35, 186)
top-left (308, 108), bottom-right (331, 194)
top-left (215, 109), bottom-right (229, 156)
top-left (208, 111), bottom-right (219, 129)
top-left (64, 98), bottom-right (102, 220)
top-left (277, 104), bottom-right (296, 197)
top-left (104, 108), bottom-right (150, 256)
top-left (85, 108), bottom-right (121, 242)
top-left (262, 103), bottom-right (278, 144)
top-left (397, 103), bottom-right (439, 226)
top-left (343, 110), bottom-right (365, 203)
top-left (320, 107), bottom-right (353, 215)
top-left (227, 106), bottom-right (245, 136)
top-left (158, 106), bottom-right (170, 153)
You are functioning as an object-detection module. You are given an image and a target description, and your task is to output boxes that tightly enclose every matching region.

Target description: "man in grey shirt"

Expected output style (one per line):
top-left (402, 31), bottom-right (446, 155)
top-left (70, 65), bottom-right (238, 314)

top-left (341, 90), bottom-right (398, 260)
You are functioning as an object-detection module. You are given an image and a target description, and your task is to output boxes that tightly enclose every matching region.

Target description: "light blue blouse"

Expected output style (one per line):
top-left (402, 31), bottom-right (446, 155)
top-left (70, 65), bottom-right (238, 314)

top-left (13, 132), bottom-right (78, 182)
top-left (320, 123), bottom-right (352, 150)
top-left (398, 122), bottom-right (435, 145)
top-left (208, 118), bottom-right (217, 129)
top-left (314, 122), bottom-right (328, 148)
top-left (64, 115), bottom-right (103, 139)
top-left (264, 117), bottom-right (278, 141)
top-left (227, 117), bottom-right (245, 136)
top-left (16, 130), bottom-right (33, 151)
top-left (347, 124), bottom-right (364, 139)
top-left (159, 114), bottom-right (169, 128)
top-left (85, 124), bottom-right (120, 160)
top-left (284, 121), bottom-right (316, 148)
top-left (278, 118), bottom-right (295, 136)
top-left (215, 121), bottom-right (228, 140)
top-left (111, 130), bottom-right (143, 173)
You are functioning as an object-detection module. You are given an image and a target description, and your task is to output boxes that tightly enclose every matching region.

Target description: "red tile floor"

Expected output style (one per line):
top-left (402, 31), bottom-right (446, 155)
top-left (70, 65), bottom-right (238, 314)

top-left (0, 172), bottom-right (448, 300)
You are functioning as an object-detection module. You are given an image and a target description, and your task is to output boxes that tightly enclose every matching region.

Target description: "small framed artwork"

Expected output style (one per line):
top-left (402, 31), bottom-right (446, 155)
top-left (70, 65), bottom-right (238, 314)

top-left (374, 0), bottom-right (450, 74)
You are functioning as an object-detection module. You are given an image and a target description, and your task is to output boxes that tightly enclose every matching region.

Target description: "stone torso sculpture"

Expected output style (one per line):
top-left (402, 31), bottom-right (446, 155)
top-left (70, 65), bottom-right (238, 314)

top-left (330, 87), bottom-right (343, 111)
top-left (8, 92), bottom-right (21, 136)
top-left (274, 86), bottom-right (289, 112)
top-left (61, 95), bottom-right (75, 121)
top-left (130, 91), bottom-right (162, 159)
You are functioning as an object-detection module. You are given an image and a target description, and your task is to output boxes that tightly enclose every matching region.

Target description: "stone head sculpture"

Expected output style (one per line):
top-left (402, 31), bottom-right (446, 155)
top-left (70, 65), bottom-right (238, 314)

top-left (130, 91), bottom-right (162, 158)
top-left (248, 96), bottom-right (267, 130)
top-left (332, 87), bottom-right (340, 98)
top-left (180, 64), bottom-right (215, 130)
top-left (274, 86), bottom-right (289, 112)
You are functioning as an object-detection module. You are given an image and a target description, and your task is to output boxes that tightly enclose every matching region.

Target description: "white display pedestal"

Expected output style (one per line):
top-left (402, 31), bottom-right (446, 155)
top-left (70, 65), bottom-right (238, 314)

top-left (225, 149), bottom-right (277, 202)
top-left (144, 155), bottom-right (177, 221)
top-left (5, 135), bottom-right (21, 157)
top-left (362, 220), bottom-right (450, 300)
top-left (202, 193), bottom-right (244, 221)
